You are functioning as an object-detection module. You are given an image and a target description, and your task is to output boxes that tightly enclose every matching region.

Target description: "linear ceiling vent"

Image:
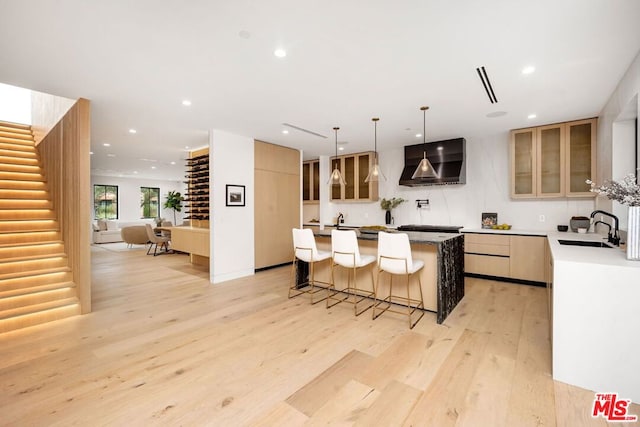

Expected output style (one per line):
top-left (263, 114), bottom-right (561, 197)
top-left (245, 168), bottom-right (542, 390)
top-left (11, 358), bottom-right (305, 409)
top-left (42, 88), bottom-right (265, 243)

top-left (476, 66), bottom-right (498, 104)
top-left (282, 123), bottom-right (327, 139)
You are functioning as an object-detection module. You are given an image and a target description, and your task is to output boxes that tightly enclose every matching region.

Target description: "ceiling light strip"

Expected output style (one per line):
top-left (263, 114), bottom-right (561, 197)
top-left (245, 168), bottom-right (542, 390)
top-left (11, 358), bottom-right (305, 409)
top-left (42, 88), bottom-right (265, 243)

top-left (476, 66), bottom-right (498, 104)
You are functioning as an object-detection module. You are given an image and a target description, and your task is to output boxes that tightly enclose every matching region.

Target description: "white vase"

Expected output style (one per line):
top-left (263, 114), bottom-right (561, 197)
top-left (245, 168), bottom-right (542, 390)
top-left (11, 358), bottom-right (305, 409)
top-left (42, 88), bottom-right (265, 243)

top-left (627, 206), bottom-right (640, 260)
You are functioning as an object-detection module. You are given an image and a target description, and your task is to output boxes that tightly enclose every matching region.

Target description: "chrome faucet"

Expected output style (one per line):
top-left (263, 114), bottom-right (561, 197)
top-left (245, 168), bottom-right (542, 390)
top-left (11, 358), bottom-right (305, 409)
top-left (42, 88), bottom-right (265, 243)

top-left (336, 212), bottom-right (344, 229)
top-left (590, 210), bottom-right (620, 245)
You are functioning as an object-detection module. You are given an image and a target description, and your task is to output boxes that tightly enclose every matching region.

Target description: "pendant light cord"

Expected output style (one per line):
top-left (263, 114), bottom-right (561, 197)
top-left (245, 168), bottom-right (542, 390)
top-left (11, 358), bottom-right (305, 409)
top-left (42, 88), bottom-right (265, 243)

top-left (421, 106), bottom-right (429, 157)
top-left (372, 118), bottom-right (379, 162)
top-left (333, 127), bottom-right (339, 167)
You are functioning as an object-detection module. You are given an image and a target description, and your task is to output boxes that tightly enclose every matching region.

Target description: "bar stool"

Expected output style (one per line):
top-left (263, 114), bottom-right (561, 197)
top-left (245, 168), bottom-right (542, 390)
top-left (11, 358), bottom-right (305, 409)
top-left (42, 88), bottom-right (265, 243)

top-left (326, 229), bottom-right (376, 315)
top-left (373, 231), bottom-right (425, 329)
top-left (289, 228), bottom-right (331, 304)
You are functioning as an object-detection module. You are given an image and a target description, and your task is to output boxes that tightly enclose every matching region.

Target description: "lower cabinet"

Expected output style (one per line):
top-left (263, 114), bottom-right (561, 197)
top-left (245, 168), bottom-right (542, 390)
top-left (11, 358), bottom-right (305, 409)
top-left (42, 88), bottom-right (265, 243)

top-left (464, 233), bottom-right (547, 283)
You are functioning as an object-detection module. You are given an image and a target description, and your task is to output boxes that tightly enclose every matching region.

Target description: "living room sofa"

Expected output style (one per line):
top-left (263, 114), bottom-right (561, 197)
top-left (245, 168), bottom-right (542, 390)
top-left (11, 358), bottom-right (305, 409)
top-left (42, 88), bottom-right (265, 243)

top-left (92, 219), bottom-right (156, 244)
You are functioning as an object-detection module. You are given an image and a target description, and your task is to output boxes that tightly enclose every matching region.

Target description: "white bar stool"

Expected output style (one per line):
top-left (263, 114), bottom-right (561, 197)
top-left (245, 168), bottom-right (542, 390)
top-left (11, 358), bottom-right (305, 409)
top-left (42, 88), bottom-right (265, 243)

top-left (327, 229), bottom-right (376, 315)
top-left (289, 228), bottom-right (331, 304)
top-left (373, 231), bottom-right (425, 329)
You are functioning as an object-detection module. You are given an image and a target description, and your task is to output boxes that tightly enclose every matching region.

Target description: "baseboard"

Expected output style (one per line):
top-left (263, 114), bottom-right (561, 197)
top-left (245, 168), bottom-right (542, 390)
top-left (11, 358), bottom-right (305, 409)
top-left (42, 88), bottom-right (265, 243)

top-left (464, 273), bottom-right (546, 288)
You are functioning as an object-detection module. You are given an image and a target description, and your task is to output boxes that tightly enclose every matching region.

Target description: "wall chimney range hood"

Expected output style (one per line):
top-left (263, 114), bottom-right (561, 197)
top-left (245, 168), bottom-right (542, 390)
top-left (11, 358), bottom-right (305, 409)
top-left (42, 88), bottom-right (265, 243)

top-left (399, 138), bottom-right (466, 186)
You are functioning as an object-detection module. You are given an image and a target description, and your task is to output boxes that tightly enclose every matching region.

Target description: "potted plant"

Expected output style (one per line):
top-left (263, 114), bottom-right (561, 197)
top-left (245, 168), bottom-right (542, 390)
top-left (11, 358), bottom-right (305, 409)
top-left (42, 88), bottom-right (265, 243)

top-left (380, 197), bottom-right (405, 225)
top-left (164, 191), bottom-right (184, 225)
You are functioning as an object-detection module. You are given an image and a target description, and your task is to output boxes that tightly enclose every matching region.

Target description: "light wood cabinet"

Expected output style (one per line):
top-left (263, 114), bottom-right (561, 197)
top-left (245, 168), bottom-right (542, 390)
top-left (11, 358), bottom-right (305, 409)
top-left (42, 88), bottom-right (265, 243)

top-left (302, 160), bottom-right (320, 204)
top-left (329, 151), bottom-right (378, 202)
top-left (464, 233), bottom-right (547, 283)
top-left (509, 235), bottom-right (546, 282)
top-left (510, 118), bottom-right (596, 199)
top-left (254, 141), bottom-right (301, 269)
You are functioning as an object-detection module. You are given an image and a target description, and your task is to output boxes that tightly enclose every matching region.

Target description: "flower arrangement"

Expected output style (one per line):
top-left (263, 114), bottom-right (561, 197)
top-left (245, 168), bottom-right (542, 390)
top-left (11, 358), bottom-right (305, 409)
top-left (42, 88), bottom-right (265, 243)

top-left (380, 197), bottom-right (405, 211)
top-left (586, 174), bottom-right (640, 206)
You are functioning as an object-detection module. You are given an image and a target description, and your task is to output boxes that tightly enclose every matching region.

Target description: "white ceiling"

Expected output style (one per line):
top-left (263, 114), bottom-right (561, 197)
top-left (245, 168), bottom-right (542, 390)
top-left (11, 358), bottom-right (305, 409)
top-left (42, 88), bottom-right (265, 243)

top-left (1, 0), bottom-right (639, 181)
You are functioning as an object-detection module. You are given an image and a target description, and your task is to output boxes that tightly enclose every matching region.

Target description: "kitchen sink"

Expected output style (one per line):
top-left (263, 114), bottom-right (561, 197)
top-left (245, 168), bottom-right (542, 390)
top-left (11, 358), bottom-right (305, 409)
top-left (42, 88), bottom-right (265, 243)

top-left (557, 239), bottom-right (612, 248)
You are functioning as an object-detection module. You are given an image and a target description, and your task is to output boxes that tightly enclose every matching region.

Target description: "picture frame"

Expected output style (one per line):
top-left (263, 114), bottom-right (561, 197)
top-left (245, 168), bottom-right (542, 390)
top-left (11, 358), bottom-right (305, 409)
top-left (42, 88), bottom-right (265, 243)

top-left (481, 212), bottom-right (498, 229)
top-left (226, 184), bottom-right (245, 207)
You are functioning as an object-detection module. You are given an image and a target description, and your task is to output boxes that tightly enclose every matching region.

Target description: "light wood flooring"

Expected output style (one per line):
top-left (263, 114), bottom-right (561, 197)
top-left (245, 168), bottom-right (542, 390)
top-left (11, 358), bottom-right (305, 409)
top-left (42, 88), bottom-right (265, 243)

top-left (0, 244), bottom-right (638, 426)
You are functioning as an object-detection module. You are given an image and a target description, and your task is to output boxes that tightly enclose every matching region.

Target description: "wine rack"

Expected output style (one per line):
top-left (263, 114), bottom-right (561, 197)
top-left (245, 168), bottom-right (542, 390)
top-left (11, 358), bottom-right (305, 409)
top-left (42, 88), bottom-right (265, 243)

top-left (184, 153), bottom-right (209, 222)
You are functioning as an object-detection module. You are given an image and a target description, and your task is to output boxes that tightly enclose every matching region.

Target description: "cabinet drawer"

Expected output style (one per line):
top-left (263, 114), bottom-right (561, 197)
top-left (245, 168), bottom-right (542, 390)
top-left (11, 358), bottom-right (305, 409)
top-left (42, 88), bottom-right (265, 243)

top-left (464, 233), bottom-right (510, 246)
top-left (465, 242), bottom-right (510, 256)
top-left (465, 253), bottom-right (510, 277)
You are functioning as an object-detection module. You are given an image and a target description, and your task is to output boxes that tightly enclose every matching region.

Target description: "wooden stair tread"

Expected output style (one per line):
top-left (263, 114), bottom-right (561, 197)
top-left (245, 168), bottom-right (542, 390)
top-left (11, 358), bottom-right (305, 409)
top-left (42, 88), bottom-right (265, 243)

top-left (0, 252), bottom-right (67, 264)
top-left (0, 121), bottom-right (31, 131)
top-left (0, 180), bottom-right (47, 189)
top-left (0, 148), bottom-right (37, 157)
top-left (0, 281), bottom-right (75, 300)
top-left (0, 142), bottom-right (36, 153)
top-left (0, 156), bottom-right (40, 166)
top-left (0, 303), bottom-right (80, 334)
top-left (0, 297), bottom-right (79, 321)
top-left (0, 239), bottom-right (63, 249)
top-left (0, 171), bottom-right (45, 181)
top-left (0, 228), bottom-right (59, 234)
top-left (0, 266), bottom-right (71, 281)
top-left (0, 130), bottom-right (33, 141)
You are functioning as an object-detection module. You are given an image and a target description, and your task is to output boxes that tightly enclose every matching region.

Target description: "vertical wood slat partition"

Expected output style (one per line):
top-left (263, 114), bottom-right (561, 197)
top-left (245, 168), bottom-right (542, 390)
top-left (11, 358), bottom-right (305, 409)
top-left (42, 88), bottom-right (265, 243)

top-left (34, 99), bottom-right (91, 313)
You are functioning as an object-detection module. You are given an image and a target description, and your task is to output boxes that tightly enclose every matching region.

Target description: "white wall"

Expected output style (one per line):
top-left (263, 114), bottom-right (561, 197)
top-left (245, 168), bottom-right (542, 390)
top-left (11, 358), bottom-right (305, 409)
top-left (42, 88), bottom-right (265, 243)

top-left (596, 50), bottom-right (640, 236)
top-left (324, 133), bottom-right (595, 230)
top-left (91, 175), bottom-right (185, 224)
top-left (210, 130), bottom-right (255, 284)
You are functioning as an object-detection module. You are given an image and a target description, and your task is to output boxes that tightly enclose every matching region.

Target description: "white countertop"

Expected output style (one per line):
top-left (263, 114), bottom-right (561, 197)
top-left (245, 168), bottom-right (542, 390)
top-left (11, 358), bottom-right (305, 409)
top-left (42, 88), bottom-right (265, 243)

top-left (547, 231), bottom-right (640, 268)
top-left (461, 227), bottom-right (548, 236)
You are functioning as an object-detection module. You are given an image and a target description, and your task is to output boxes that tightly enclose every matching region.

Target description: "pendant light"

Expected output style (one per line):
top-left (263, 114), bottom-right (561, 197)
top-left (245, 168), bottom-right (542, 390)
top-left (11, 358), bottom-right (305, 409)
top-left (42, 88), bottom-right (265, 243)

top-left (411, 106), bottom-right (438, 179)
top-left (328, 126), bottom-right (346, 186)
top-left (365, 117), bottom-right (386, 183)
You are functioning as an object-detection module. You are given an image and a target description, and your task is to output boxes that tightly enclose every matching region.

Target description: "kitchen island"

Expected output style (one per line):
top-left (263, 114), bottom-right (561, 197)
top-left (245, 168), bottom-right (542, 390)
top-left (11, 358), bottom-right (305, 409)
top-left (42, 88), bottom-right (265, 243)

top-left (299, 229), bottom-right (464, 324)
top-left (547, 231), bottom-right (640, 403)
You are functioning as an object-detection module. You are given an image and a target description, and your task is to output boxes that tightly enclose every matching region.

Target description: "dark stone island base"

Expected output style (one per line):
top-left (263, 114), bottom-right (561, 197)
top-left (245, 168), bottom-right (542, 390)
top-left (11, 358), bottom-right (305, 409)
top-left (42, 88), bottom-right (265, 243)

top-left (297, 230), bottom-right (465, 324)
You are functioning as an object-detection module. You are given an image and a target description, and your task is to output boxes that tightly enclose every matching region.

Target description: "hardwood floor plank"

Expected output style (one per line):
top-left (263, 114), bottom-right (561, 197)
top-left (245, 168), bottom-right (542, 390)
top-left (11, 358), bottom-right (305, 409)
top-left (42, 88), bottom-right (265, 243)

top-left (402, 329), bottom-right (490, 426)
top-left (304, 379), bottom-right (379, 426)
top-left (286, 350), bottom-right (375, 416)
top-left (354, 380), bottom-right (422, 427)
top-left (249, 402), bottom-right (308, 427)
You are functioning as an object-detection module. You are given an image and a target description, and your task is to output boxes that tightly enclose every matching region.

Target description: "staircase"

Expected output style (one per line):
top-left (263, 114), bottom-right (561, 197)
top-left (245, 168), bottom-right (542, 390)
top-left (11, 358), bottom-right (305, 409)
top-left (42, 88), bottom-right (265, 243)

top-left (0, 120), bottom-right (80, 334)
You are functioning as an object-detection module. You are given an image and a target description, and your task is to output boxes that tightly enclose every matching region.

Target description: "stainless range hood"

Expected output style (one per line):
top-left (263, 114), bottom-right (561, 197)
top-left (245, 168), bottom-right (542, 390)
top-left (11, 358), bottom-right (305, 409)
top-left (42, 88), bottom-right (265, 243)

top-left (399, 138), bottom-right (466, 186)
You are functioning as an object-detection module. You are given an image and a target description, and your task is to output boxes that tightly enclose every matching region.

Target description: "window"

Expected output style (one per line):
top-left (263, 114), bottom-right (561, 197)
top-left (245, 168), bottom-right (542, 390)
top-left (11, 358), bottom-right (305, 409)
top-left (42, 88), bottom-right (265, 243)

top-left (140, 187), bottom-right (160, 219)
top-left (94, 185), bottom-right (118, 219)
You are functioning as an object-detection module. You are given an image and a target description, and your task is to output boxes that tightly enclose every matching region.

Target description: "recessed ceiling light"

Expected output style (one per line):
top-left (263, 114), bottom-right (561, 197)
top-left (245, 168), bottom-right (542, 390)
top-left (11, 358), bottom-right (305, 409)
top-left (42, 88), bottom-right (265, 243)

top-left (170, 161), bottom-right (176, 165)
top-left (90, 151), bottom-right (94, 155)
top-left (522, 66), bottom-right (536, 75)
top-left (103, 143), bottom-right (110, 147)
top-left (528, 113), bottom-right (537, 119)
top-left (486, 111), bottom-right (507, 118)
top-left (133, 171), bottom-right (138, 174)
top-left (107, 154), bottom-right (116, 157)
top-left (129, 129), bottom-right (137, 134)
top-left (338, 146), bottom-right (345, 151)
top-left (274, 49), bottom-right (287, 58)
top-left (185, 146), bottom-right (190, 150)
top-left (182, 100), bottom-right (192, 106)
top-left (282, 130), bottom-right (289, 134)
top-left (415, 133), bottom-right (422, 138)
top-left (437, 146), bottom-right (444, 151)
top-left (151, 166), bottom-right (157, 169)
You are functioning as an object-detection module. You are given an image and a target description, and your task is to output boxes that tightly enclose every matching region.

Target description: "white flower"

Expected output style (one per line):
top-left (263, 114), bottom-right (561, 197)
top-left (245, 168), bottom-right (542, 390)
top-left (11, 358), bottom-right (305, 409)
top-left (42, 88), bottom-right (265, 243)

top-left (588, 174), bottom-right (640, 206)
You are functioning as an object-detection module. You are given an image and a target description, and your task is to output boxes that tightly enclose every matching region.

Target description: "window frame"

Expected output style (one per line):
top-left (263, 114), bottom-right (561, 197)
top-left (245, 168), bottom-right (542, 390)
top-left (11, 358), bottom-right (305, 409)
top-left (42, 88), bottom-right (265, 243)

top-left (140, 186), bottom-right (161, 219)
top-left (93, 184), bottom-right (119, 219)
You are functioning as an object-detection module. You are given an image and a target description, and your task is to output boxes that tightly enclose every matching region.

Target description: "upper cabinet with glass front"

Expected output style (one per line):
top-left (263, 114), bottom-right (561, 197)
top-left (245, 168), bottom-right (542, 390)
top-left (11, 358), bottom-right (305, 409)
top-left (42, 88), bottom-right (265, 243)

top-left (510, 118), bottom-right (596, 199)
top-left (302, 160), bottom-right (320, 204)
top-left (329, 151), bottom-right (379, 202)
